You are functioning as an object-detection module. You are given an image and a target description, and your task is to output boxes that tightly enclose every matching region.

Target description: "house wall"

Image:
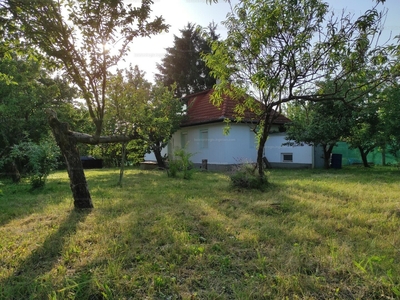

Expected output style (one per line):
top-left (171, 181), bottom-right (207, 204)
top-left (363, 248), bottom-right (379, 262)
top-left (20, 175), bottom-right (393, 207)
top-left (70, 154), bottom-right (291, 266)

top-left (265, 133), bottom-right (313, 168)
top-left (147, 123), bottom-right (314, 170)
top-left (144, 147), bottom-right (168, 162)
top-left (172, 123), bottom-right (251, 168)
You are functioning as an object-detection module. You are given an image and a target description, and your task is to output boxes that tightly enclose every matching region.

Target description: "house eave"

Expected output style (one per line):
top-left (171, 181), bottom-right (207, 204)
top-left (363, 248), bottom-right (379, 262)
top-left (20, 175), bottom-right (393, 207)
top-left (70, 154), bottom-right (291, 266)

top-left (180, 117), bottom-right (265, 128)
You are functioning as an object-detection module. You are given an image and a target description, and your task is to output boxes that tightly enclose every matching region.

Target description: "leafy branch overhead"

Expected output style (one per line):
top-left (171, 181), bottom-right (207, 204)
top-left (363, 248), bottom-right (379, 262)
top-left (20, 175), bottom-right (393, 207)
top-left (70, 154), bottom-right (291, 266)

top-left (5, 0), bottom-right (169, 140)
top-left (105, 66), bottom-right (183, 168)
top-left (203, 0), bottom-right (396, 178)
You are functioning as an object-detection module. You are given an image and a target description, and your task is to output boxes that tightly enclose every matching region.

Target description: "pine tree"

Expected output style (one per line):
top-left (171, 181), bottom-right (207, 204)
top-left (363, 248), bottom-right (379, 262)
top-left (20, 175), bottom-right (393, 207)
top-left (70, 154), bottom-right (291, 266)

top-left (156, 22), bottom-right (219, 97)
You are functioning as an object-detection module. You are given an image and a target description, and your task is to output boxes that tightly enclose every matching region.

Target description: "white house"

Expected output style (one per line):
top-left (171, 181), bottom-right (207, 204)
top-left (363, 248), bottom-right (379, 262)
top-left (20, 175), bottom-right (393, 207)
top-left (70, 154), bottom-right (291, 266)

top-left (145, 89), bottom-right (320, 170)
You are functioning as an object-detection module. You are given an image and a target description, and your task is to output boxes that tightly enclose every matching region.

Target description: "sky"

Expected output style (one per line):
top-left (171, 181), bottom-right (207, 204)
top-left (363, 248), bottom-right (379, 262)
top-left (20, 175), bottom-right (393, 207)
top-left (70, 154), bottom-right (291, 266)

top-left (124, 0), bottom-right (400, 82)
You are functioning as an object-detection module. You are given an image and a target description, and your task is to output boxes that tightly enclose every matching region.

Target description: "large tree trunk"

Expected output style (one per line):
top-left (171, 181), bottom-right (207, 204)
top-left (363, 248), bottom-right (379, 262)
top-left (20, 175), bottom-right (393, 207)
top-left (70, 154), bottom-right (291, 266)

top-left (256, 115), bottom-right (272, 180)
top-left (322, 144), bottom-right (334, 169)
top-left (153, 144), bottom-right (166, 169)
top-left (47, 110), bottom-right (93, 209)
top-left (358, 146), bottom-right (371, 168)
top-left (256, 142), bottom-right (266, 179)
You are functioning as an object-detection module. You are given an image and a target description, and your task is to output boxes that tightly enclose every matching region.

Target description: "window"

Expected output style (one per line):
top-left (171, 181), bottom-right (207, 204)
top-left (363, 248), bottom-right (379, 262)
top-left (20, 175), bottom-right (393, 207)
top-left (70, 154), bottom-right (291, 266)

top-left (199, 129), bottom-right (208, 149)
top-left (181, 132), bottom-right (188, 148)
top-left (249, 129), bottom-right (255, 148)
top-left (282, 153), bottom-right (293, 162)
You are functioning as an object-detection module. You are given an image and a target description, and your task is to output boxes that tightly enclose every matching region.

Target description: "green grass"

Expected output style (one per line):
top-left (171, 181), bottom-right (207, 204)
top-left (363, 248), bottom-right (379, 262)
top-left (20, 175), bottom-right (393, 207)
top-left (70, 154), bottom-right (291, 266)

top-left (1, 166), bottom-right (400, 299)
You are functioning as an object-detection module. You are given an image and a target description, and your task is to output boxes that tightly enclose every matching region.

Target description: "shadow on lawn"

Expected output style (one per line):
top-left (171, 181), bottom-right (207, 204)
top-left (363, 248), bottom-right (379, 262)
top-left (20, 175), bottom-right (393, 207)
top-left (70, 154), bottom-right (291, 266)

top-left (0, 209), bottom-right (90, 299)
top-left (0, 181), bottom-right (69, 227)
top-left (0, 168), bottom-right (164, 227)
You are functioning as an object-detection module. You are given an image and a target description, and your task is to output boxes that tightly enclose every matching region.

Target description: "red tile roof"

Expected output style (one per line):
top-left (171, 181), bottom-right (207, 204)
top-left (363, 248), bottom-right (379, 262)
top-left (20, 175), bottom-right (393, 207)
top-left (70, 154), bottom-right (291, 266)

top-left (181, 89), bottom-right (291, 127)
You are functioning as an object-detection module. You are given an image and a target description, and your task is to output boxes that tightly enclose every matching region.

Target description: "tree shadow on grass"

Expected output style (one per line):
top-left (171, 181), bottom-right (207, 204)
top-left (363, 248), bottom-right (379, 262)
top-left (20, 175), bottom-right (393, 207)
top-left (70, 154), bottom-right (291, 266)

top-left (0, 179), bottom-right (71, 227)
top-left (0, 209), bottom-right (91, 299)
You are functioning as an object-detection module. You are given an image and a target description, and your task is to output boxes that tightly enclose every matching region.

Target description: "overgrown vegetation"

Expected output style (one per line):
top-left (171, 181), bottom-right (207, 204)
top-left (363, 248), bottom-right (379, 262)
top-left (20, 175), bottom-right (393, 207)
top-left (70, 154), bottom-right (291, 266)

top-left (230, 162), bottom-right (269, 190)
top-left (0, 138), bottom-right (60, 189)
top-left (1, 167), bottom-right (400, 299)
top-left (168, 148), bottom-right (195, 179)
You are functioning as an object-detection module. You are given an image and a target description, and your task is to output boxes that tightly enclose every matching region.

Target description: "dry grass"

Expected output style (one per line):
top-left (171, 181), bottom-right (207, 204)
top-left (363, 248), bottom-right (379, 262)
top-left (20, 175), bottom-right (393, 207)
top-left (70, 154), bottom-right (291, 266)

top-left (0, 166), bottom-right (399, 299)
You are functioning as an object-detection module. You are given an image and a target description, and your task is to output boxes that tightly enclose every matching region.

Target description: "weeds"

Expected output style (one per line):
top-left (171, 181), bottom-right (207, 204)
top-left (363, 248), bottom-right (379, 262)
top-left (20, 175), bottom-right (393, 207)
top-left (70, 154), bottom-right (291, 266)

top-left (229, 160), bottom-right (269, 190)
top-left (168, 148), bottom-right (195, 179)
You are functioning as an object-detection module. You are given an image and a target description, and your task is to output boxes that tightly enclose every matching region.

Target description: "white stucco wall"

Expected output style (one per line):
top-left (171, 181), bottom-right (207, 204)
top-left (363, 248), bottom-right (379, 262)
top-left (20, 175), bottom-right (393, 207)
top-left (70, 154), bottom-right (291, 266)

top-left (265, 133), bottom-right (313, 164)
top-left (144, 123), bottom-right (313, 166)
top-left (144, 147), bottom-right (168, 162)
top-left (172, 123), bottom-right (252, 165)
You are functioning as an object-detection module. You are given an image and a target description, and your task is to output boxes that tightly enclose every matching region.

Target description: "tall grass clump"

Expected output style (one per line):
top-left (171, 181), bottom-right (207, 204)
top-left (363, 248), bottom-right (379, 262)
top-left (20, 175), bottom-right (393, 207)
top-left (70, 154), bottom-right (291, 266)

top-left (168, 148), bottom-right (195, 179)
top-left (230, 161), bottom-right (268, 190)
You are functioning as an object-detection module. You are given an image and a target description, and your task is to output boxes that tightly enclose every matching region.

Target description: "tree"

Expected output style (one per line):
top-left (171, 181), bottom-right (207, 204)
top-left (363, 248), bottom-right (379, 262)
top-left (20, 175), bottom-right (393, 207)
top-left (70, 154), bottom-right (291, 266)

top-left (156, 22), bottom-right (219, 97)
top-left (0, 50), bottom-right (77, 181)
top-left (285, 99), bottom-right (353, 169)
top-left (142, 82), bottom-right (183, 168)
top-left (3, 0), bottom-right (168, 208)
top-left (286, 74), bottom-right (389, 169)
top-left (203, 0), bottom-right (392, 180)
top-left (379, 83), bottom-right (400, 159)
top-left (344, 91), bottom-right (386, 167)
top-left (101, 66), bottom-right (182, 180)
top-left (105, 65), bottom-right (151, 185)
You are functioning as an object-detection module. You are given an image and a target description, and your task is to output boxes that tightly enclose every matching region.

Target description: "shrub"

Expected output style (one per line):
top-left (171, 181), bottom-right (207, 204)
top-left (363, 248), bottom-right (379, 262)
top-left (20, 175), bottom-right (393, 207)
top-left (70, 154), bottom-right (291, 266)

top-left (167, 148), bottom-right (195, 179)
top-left (8, 138), bottom-right (60, 189)
top-left (167, 159), bottom-right (180, 178)
top-left (229, 162), bottom-right (268, 190)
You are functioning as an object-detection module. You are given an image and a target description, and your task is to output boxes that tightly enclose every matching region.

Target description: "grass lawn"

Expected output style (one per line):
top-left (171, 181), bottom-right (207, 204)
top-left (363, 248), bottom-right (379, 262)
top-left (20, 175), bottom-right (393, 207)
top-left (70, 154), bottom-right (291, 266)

top-left (0, 166), bottom-right (400, 299)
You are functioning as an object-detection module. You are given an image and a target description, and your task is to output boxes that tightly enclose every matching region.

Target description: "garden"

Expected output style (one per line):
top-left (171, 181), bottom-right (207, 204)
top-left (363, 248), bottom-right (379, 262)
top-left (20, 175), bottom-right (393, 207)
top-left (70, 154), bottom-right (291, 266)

top-left (1, 166), bottom-right (399, 299)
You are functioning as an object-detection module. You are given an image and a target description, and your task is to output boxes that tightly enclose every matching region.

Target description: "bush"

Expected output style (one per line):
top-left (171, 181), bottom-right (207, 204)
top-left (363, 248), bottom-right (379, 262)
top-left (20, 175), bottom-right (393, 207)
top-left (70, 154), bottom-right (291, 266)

top-left (167, 159), bottom-right (180, 178)
top-left (230, 162), bottom-right (268, 190)
top-left (29, 175), bottom-right (46, 189)
top-left (8, 138), bottom-right (60, 189)
top-left (167, 148), bottom-right (194, 179)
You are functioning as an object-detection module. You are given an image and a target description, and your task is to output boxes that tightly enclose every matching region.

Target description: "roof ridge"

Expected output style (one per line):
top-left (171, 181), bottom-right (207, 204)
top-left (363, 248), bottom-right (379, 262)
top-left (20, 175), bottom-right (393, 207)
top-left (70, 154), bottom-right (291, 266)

top-left (182, 88), bottom-right (213, 99)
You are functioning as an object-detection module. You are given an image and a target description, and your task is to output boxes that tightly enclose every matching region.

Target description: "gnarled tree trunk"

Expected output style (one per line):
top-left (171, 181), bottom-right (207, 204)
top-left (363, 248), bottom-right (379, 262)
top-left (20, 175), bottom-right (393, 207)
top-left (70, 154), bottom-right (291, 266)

top-left (153, 143), bottom-right (166, 169)
top-left (358, 146), bottom-right (372, 168)
top-left (47, 110), bottom-right (93, 209)
top-left (322, 143), bottom-right (335, 169)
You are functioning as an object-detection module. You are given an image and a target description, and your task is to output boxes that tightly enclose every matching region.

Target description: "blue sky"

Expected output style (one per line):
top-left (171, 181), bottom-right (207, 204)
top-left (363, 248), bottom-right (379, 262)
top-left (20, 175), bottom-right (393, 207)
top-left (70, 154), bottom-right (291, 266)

top-left (125, 0), bottom-right (400, 82)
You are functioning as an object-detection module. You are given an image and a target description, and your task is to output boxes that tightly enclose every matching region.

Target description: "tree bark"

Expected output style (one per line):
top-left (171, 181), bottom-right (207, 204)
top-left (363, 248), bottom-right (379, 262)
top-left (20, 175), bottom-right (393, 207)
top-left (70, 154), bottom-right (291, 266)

top-left (322, 144), bottom-right (334, 169)
top-left (257, 142), bottom-right (266, 179)
top-left (118, 142), bottom-right (126, 187)
top-left (256, 113), bottom-right (273, 180)
top-left (9, 161), bottom-right (21, 183)
top-left (153, 143), bottom-right (166, 169)
top-left (47, 110), bottom-right (93, 209)
top-left (358, 146), bottom-right (371, 168)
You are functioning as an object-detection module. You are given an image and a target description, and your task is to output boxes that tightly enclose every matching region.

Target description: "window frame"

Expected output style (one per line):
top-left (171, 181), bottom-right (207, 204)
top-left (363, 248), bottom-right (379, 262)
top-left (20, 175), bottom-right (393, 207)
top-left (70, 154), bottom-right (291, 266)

top-left (181, 131), bottom-right (188, 149)
top-left (199, 129), bottom-right (208, 149)
top-left (281, 153), bottom-right (293, 163)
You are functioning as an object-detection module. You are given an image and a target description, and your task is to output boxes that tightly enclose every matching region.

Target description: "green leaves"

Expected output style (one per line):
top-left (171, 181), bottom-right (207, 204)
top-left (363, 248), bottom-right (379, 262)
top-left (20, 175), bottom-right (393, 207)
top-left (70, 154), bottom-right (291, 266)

top-left (6, 137), bottom-right (60, 188)
top-left (5, 0), bottom-right (169, 137)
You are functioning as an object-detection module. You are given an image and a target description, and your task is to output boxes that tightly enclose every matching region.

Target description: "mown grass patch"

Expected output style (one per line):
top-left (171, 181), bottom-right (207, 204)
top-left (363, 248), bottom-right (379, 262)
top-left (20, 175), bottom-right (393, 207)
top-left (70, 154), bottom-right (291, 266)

top-left (0, 166), bottom-right (400, 299)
